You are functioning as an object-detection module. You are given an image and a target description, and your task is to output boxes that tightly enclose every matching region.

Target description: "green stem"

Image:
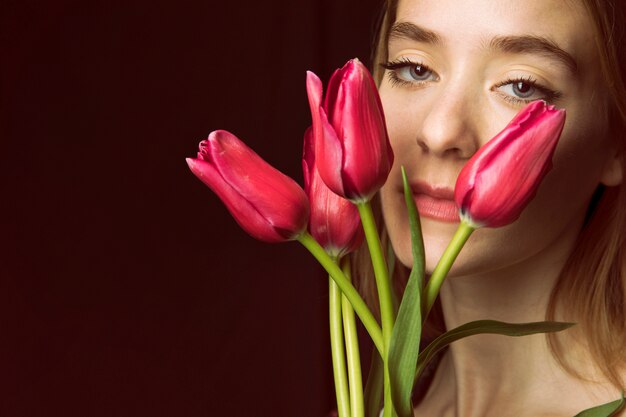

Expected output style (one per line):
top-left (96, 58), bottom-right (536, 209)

top-left (423, 221), bottom-right (475, 319)
top-left (383, 371), bottom-right (396, 417)
top-left (341, 259), bottom-right (364, 417)
top-left (356, 203), bottom-right (395, 341)
top-left (330, 277), bottom-right (351, 417)
top-left (356, 202), bottom-right (395, 417)
top-left (297, 232), bottom-right (384, 355)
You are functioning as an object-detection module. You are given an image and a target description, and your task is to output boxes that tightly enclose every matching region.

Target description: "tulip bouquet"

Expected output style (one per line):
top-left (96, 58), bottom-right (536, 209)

top-left (186, 59), bottom-right (621, 417)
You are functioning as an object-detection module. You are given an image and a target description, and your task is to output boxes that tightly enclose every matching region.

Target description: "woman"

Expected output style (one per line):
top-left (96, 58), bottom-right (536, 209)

top-left (356, 0), bottom-right (626, 415)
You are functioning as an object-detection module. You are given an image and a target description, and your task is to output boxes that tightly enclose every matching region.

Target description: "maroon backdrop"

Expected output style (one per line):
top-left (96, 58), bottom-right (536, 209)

top-left (0, 1), bottom-right (382, 416)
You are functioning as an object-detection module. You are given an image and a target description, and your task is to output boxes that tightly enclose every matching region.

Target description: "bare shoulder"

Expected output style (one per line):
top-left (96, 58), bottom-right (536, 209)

top-left (544, 396), bottom-right (625, 417)
top-left (571, 366), bottom-right (626, 417)
top-left (550, 372), bottom-right (626, 417)
top-left (575, 390), bottom-right (626, 417)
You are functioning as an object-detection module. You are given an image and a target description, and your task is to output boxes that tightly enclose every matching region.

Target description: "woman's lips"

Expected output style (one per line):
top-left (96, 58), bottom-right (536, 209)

top-left (408, 182), bottom-right (460, 222)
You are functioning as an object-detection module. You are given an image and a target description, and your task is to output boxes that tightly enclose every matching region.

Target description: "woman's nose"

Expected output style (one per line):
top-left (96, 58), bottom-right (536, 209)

top-left (416, 85), bottom-right (481, 159)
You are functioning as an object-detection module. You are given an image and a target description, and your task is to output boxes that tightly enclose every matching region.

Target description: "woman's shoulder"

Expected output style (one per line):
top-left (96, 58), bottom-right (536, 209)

top-left (571, 395), bottom-right (625, 417)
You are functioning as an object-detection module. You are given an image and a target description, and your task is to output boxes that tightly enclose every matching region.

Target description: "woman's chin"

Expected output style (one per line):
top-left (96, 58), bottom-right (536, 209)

top-left (392, 219), bottom-right (520, 278)
top-left (392, 217), bottom-right (464, 272)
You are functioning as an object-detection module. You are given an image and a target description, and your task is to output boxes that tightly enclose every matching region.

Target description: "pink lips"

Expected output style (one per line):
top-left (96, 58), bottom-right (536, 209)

top-left (409, 182), bottom-right (460, 222)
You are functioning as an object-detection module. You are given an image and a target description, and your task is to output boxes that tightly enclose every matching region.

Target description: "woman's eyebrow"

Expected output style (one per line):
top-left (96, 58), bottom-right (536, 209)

top-left (387, 21), bottom-right (578, 75)
top-left (388, 22), bottom-right (441, 45)
top-left (489, 35), bottom-right (578, 75)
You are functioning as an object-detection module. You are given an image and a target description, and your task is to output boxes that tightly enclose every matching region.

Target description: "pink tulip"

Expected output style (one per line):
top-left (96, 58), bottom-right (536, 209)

top-left (306, 58), bottom-right (393, 203)
top-left (186, 130), bottom-right (309, 242)
top-left (454, 100), bottom-right (566, 228)
top-left (303, 127), bottom-right (364, 258)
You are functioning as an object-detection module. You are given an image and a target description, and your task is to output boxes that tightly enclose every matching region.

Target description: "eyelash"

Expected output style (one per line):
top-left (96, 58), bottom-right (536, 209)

top-left (380, 58), bottom-right (563, 105)
top-left (380, 57), bottom-right (435, 88)
top-left (492, 76), bottom-right (562, 104)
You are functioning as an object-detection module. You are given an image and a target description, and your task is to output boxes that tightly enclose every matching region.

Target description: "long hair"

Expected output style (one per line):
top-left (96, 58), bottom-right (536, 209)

top-left (354, 0), bottom-right (626, 389)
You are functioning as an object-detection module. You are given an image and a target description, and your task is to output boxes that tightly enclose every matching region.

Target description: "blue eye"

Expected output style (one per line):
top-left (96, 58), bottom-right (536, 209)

top-left (498, 79), bottom-right (537, 99)
top-left (381, 58), bottom-right (439, 86)
top-left (494, 77), bottom-right (562, 104)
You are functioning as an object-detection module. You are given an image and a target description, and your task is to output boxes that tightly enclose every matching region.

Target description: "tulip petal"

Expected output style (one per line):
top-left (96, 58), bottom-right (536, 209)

top-left (186, 157), bottom-right (287, 242)
top-left (306, 71), bottom-right (346, 197)
top-left (336, 67), bottom-right (392, 200)
top-left (323, 59), bottom-right (393, 201)
top-left (324, 67), bottom-right (343, 112)
top-left (306, 71), bottom-right (324, 113)
top-left (188, 130), bottom-right (309, 242)
top-left (316, 107), bottom-right (346, 196)
top-left (307, 59), bottom-right (393, 202)
top-left (206, 130), bottom-right (309, 239)
top-left (303, 127), bottom-right (363, 257)
top-left (455, 100), bottom-right (565, 227)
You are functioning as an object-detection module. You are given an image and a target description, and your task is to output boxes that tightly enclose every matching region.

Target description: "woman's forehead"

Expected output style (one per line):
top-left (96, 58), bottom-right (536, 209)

top-left (393, 0), bottom-right (593, 54)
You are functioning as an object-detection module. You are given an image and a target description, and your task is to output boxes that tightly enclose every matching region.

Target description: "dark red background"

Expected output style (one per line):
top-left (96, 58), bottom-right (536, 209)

top-left (0, 1), bottom-right (382, 416)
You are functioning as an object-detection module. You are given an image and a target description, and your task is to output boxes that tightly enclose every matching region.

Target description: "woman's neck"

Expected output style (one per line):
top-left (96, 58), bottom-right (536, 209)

top-left (433, 245), bottom-right (567, 416)
top-left (417, 220), bottom-right (620, 417)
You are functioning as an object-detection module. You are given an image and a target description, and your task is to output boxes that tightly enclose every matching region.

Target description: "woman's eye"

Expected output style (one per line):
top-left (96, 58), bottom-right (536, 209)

top-left (497, 80), bottom-right (538, 99)
top-left (397, 64), bottom-right (436, 82)
top-left (493, 78), bottom-right (561, 104)
top-left (380, 59), bottom-right (439, 87)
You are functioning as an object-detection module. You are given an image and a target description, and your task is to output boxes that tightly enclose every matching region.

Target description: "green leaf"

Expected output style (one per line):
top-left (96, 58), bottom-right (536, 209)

top-left (401, 166), bottom-right (425, 301)
top-left (387, 167), bottom-right (426, 417)
top-left (573, 393), bottom-right (625, 417)
top-left (364, 350), bottom-right (384, 417)
top-left (386, 243), bottom-right (400, 316)
top-left (415, 320), bottom-right (575, 380)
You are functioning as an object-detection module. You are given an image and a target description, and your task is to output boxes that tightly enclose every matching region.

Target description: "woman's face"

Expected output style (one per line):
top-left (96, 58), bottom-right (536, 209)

top-left (379, 0), bottom-right (621, 274)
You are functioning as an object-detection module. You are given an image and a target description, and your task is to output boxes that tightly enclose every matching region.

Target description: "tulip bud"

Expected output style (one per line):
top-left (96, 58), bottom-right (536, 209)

top-left (186, 130), bottom-right (310, 242)
top-left (454, 100), bottom-right (566, 228)
top-left (302, 127), bottom-right (364, 258)
top-left (306, 58), bottom-right (394, 203)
